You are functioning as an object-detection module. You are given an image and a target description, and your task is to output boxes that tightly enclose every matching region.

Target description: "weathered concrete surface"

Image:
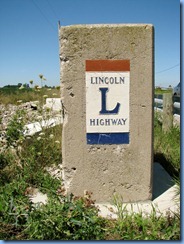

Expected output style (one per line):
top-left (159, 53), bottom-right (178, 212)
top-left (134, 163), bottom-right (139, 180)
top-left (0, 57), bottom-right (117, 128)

top-left (59, 24), bottom-right (154, 203)
top-left (96, 163), bottom-right (179, 218)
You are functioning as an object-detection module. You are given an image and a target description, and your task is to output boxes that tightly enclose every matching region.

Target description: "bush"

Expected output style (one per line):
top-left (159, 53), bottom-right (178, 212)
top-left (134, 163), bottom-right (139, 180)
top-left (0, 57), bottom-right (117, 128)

top-left (0, 153), bottom-right (9, 170)
top-left (21, 125), bottom-right (62, 170)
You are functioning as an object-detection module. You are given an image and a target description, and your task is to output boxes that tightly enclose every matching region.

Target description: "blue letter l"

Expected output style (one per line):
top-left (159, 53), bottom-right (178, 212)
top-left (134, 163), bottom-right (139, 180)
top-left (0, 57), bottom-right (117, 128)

top-left (99, 88), bottom-right (120, 114)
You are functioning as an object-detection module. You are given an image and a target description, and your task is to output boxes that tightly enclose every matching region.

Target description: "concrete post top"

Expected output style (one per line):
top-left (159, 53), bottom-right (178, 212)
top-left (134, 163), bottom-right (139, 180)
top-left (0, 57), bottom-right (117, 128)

top-left (59, 24), bottom-right (154, 32)
top-left (60, 23), bottom-right (153, 28)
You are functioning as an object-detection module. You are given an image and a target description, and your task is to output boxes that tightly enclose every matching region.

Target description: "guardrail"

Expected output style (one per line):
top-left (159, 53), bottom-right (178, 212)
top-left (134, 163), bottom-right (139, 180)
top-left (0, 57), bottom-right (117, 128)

top-left (154, 98), bottom-right (180, 111)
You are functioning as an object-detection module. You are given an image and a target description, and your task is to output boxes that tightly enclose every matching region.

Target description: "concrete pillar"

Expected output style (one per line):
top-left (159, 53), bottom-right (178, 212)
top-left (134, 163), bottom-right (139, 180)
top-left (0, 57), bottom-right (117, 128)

top-left (59, 24), bottom-right (154, 203)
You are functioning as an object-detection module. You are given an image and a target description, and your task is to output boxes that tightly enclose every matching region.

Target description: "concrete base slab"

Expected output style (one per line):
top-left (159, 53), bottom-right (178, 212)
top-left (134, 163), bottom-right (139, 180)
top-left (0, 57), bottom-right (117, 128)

top-left (95, 163), bottom-right (180, 218)
top-left (28, 162), bottom-right (179, 218)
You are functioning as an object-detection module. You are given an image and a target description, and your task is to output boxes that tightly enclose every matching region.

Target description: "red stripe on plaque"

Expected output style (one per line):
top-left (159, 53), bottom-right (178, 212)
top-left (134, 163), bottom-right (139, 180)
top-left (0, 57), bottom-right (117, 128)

top-left (86, 60), bottom-right (130, 72)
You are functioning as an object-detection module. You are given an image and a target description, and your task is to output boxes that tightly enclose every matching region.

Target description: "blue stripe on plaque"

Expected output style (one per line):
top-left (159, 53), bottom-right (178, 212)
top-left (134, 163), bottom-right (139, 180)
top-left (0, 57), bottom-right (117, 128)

top-left (87, 133), bottom-right (129, 144)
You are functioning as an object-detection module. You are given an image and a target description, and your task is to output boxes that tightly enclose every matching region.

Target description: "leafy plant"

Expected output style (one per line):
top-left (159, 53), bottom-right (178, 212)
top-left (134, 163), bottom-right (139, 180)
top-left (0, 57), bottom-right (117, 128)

top-left (24, 192), bottom-right (106, 240)
top-left (6, 110), bottom-right (26, 147)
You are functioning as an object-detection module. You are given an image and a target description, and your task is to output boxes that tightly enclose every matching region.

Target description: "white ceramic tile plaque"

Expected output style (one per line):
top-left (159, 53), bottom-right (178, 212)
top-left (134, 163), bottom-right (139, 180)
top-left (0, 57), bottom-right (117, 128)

top-left (86, 60), bottom-right (130, 144)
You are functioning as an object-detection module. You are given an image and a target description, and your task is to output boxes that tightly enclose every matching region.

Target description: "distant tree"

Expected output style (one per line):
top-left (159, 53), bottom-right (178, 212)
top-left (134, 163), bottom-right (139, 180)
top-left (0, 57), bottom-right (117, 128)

top-left (29, 80), bottom-right (33, 88)
top-left (18, 83), bottom-right (22, 87)
top-left (22, 83), bottom-right (30, 88)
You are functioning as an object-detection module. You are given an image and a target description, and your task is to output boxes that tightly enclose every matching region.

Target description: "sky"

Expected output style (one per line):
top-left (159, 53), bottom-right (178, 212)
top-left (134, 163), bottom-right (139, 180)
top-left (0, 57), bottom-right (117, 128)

top-left (0, 0), bottom-right (181, 88)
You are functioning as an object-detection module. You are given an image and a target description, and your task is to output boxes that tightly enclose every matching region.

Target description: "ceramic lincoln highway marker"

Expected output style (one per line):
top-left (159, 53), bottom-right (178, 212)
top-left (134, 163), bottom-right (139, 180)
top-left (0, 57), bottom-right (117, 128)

top-left (86, 60), bottom-right (130, 144)
top-left (59, 24), bottom-right (154, 203)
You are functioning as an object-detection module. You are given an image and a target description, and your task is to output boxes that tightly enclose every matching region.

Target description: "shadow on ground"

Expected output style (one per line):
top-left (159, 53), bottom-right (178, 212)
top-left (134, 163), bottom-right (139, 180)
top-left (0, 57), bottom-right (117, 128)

top-left (152, 162), bottom-right (175, 200)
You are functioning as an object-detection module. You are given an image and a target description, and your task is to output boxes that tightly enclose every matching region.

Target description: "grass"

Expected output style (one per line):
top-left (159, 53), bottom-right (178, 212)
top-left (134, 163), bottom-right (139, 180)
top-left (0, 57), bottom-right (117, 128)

top-left (0, 88), bottom-right (180, 240)
top-left (0, 119), bottom-right (63, 240)
top-left (105, 208), bottom-right (180, 240)
top-left (154, 112), bottom-right (180, 177)
top-left (155, 87), bottom-right (173, 95)
top-left (0, 87), bottom-right (60, 105)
